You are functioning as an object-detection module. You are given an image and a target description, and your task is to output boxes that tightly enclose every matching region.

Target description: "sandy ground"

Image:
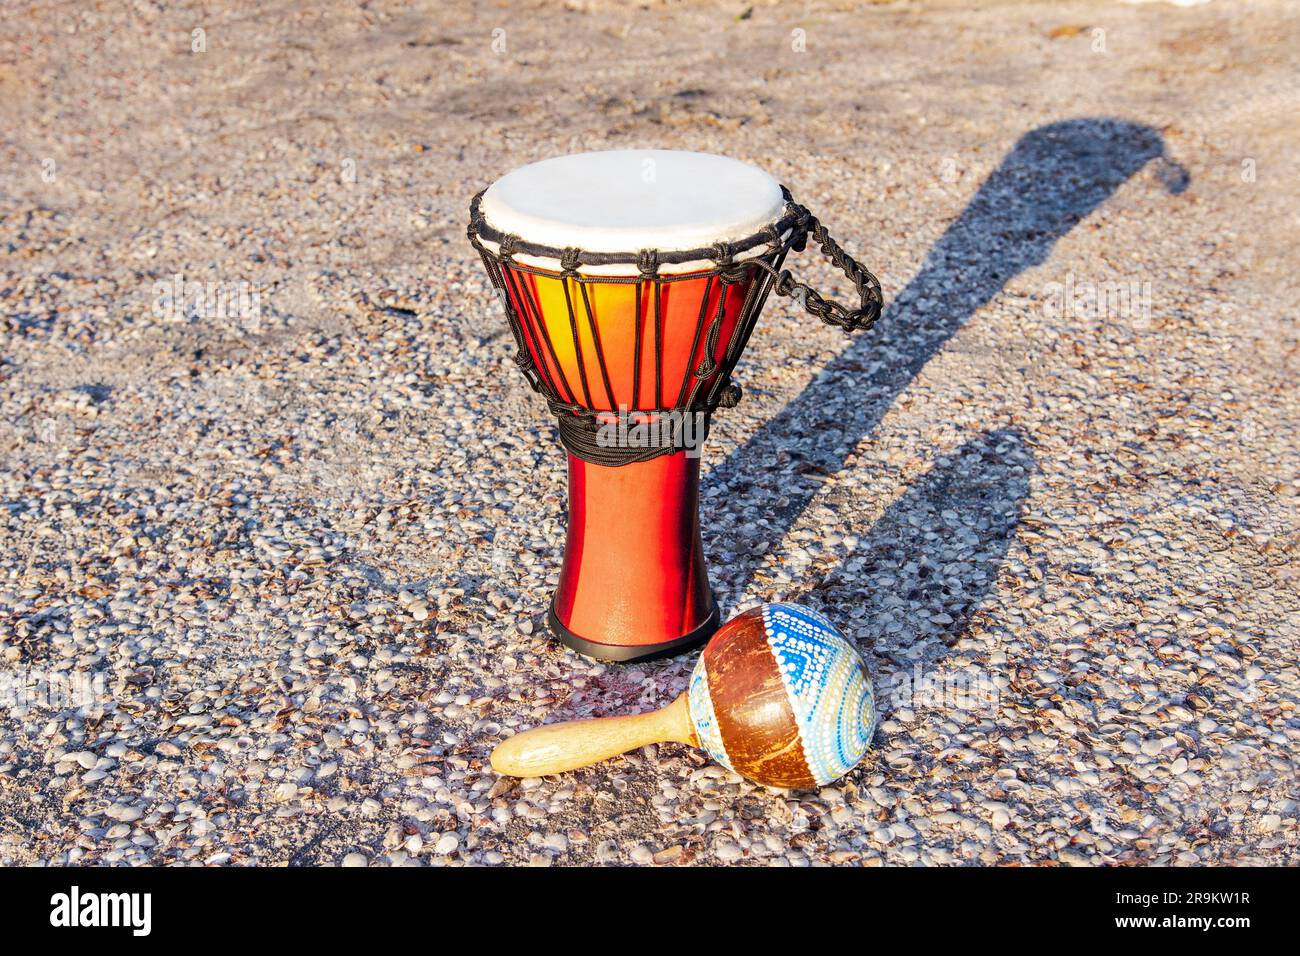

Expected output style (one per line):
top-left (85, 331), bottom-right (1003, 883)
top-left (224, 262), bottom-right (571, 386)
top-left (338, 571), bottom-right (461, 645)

top-left (1, 0), bottom-right (1297, 865)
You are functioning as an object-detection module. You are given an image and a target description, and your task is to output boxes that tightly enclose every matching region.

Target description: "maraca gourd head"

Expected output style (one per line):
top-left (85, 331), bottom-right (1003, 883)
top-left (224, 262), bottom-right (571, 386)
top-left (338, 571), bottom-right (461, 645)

top-left (687, 603), bottom-right (878, 789)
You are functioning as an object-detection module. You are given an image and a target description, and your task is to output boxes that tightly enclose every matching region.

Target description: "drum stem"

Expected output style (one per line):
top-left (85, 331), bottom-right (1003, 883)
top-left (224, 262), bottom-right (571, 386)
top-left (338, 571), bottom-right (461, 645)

top-left (550, 451), bottom-right (718, 661)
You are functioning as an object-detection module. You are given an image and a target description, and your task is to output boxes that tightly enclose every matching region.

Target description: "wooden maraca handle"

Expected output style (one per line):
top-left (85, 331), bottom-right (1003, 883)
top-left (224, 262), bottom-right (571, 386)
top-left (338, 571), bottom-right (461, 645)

top-left (491, 693), bottom-right (697, 778)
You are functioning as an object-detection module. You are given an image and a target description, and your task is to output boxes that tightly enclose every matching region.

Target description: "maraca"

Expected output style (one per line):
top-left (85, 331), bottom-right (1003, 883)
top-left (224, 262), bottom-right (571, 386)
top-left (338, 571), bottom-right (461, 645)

top-left (491, 603), bottom-right (878, 789)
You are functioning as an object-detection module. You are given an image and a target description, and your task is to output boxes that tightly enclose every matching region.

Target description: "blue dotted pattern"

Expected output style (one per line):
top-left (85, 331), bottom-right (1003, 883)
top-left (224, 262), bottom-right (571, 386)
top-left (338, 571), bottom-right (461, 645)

top-left (762, 603), bottom-right (877, 786)
top-left (687, 656), bottom-right (733, 772)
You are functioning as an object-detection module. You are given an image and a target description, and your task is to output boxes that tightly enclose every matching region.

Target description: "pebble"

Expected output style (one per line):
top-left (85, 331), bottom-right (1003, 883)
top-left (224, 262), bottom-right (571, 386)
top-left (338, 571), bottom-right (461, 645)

top-left (433, 833), bottom-right (459, 856)
top-left (107, 805), bottom-right (143, 823)
top-left (715, 842), bottom-right (743, 862)
top-left (629, 845), bottom-right (654, 864)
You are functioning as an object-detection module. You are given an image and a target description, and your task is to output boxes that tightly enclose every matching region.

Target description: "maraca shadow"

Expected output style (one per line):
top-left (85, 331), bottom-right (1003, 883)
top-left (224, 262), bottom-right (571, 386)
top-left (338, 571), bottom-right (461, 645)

top-left (802, 428), bottom-right (1034, 667)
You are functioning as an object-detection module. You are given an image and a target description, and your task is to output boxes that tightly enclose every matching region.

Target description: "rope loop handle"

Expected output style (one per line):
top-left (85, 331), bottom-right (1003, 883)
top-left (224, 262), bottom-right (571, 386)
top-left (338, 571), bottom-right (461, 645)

top-left (757, 201), bottom-right (883, 334)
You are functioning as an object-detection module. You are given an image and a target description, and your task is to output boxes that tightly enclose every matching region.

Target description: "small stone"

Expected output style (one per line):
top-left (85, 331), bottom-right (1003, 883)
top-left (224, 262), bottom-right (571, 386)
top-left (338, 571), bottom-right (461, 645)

top-left (653, 845), bottom-right (684, 864)
top-left (109, 805), bottom-right (143, 823)
top-left (629, 844), bottom-right (654, 864)
top-left (715, 842), bottom-right (743, 862)
top-left (434, 833), bottom-right (459, 855)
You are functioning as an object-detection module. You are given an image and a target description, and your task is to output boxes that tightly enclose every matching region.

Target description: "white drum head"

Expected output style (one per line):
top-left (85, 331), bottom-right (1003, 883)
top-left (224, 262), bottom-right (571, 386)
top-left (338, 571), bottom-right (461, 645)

top-left (478, 150), bottom-right (787, 275)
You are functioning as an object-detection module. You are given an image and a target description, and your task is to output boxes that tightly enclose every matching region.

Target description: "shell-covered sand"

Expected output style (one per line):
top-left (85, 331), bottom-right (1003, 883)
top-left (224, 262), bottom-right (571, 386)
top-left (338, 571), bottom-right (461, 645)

top-left (1, 0), bottom-right (1296, 865)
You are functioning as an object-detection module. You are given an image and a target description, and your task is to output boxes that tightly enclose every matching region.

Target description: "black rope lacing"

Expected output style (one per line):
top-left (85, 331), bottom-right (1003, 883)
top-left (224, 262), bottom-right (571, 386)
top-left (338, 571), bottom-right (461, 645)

top-left (466, 187), bottom-right (883, 466)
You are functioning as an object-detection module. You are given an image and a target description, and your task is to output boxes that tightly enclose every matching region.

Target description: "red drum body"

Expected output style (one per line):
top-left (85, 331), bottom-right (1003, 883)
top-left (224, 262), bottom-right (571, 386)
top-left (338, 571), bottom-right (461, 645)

top-left (555, 452), bottom-right (713, 658)
top-left (498, 266), bottom-right (765, 659)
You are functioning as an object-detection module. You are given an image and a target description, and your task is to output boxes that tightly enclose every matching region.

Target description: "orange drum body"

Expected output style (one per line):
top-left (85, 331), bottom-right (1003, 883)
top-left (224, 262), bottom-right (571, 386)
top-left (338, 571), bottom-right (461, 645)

top-left (500, 269), bottom-right (752, 415)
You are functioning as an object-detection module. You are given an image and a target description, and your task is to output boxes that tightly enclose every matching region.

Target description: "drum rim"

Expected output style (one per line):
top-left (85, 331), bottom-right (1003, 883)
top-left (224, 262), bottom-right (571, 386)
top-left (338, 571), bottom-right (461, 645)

top-left (468, 186), bottom-right (805, 269)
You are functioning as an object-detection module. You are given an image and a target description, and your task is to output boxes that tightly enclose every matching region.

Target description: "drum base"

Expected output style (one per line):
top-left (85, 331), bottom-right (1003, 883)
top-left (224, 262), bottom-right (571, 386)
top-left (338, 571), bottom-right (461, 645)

top-left (548, 598), bottom-right (720, 663)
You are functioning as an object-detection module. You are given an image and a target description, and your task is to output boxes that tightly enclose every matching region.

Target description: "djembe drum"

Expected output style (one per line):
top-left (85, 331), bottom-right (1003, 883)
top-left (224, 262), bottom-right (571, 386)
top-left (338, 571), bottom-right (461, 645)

top-left (468, 150), bottom-right (881, 662)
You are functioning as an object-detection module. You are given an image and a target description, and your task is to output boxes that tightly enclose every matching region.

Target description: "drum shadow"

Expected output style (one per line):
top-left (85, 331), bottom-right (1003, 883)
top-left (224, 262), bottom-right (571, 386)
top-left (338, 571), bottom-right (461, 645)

top-left (796, 428), bottom-right (1033, 675)
top-left (708, 118), bottom-right (1188, 603)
